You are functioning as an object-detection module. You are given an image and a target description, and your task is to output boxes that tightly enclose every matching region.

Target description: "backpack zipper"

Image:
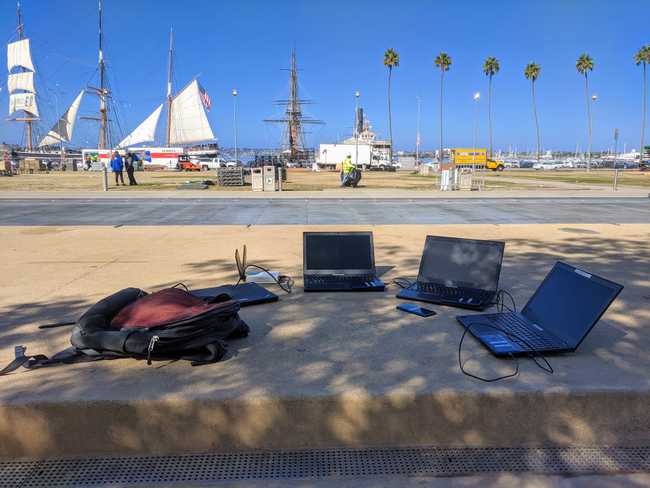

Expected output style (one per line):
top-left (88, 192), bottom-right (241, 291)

top-left (146, 335), bottom-right (159, 365)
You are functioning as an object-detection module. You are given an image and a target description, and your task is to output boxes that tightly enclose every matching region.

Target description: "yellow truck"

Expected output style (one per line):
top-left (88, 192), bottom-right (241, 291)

top-left (451, 148), bottom-right (505, 171)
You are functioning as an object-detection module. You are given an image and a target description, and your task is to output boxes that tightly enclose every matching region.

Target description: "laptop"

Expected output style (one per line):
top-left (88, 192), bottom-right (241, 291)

top-left (397, 236), bottom-right (505, 310)
top-left (191, 282), bottom-right (279, 307)
top-left (456, 261), bottom-right (623, 356)
top-left (303, 231), bottom-right (385, 292)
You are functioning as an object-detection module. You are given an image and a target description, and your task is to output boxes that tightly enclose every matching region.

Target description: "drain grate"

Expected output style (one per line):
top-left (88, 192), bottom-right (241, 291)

top-left (3, 446), bottom-right (649, 487)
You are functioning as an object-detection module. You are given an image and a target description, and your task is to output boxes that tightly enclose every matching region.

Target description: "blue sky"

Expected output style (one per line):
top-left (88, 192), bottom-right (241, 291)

top-left (1, 0), bottom-right (648, 152)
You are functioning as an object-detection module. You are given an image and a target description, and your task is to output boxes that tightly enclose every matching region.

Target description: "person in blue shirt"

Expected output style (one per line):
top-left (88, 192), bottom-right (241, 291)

top-left (110, 151), bottom-right (125, 186)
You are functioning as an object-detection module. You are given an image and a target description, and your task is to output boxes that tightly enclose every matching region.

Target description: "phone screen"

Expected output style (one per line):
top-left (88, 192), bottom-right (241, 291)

top-left (397, 303), bottom-right (437, 317)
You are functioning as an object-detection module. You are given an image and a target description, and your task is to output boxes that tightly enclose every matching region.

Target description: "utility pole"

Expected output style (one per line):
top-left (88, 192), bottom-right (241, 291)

top-left (166, 27), bottom-right (174, 146)
top-left (613, 128), bottom-right (619, 191)
top-left (416, 96), bottom-right (421, 164)
top-left (232, 89), bottom-right (238, 164)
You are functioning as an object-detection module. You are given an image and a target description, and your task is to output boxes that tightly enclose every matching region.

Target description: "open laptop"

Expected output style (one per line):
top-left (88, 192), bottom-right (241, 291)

top-left (303, 232), bottom-right (385, 292)
top-left (397, 236), bottom-right (505, 310)
top-left (456, 261), bottom-right (623, 356)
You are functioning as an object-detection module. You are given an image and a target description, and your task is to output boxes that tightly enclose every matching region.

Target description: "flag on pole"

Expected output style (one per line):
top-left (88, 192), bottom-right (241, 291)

top-left (198, 84), bottom-right (212, 111)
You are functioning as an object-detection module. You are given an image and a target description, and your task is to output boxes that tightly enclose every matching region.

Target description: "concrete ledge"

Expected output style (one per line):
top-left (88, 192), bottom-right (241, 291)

top-left (1, 391), bottom-right (649, 459)
top-left (1, 224), bottom-right (649, 459)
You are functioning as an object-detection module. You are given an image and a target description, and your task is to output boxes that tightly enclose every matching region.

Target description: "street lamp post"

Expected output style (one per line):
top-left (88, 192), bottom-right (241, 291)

top-left (354, 90), bottom-right (360, 168)
top-left (472, 92), bottom-right (480, 171)
top-left (232, 88), bottom-right (238, 165)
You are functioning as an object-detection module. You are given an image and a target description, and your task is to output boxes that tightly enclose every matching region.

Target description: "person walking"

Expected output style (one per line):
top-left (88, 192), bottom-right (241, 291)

top-left (124, 152), bottom-right (138, 186)
top-left (110, 151), bottom-right (125, 186)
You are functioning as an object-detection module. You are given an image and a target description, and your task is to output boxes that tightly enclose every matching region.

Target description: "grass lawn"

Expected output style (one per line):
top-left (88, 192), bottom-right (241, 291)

top-left (485, 169), bottom-right (650, 187)
top-left (1, 168), bottom-right (643, 192)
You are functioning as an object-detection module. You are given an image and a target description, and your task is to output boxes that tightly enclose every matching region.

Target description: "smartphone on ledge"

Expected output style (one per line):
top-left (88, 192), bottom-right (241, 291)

top-left (397, 303), bottom-right (437, 317)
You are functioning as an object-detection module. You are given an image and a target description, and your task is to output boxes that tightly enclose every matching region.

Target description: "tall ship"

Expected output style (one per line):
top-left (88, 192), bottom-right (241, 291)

top-left (262, 49), bottom-right (323, 167)
top-left (6, 1), bottom-right (85, 169)
top-left (117, 28), bottom-right (215, 170)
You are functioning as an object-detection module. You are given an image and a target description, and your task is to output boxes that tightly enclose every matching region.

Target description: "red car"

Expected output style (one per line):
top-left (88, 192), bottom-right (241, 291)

top-left (179, 161), bottom-right (201, 172)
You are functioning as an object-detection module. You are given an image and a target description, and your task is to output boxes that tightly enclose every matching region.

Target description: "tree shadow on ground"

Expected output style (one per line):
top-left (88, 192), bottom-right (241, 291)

top-left (0, 230), bottom-right (649, 465)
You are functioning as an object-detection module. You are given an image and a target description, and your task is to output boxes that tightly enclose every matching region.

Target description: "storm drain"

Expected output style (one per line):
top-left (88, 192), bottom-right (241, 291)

top-left (3, 446), bottom-right (650, 487)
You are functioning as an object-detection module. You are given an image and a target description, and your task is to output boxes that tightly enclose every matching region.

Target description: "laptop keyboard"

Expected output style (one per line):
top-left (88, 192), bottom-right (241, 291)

top-left (306, 275), bottom-right (376, 289)
top-left (416, 283), bottom-right (493, 304)
top-left (484, 312), bottom-right (567, 351)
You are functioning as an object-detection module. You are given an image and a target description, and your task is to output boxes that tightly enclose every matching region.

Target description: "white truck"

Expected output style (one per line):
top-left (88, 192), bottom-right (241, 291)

top-left (319, 143), bottom-right (396, 171)
top-left (189, 156), bottom-right (228, 171)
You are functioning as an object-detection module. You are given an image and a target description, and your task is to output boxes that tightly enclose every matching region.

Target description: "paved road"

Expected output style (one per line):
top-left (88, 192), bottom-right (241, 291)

top-left (0, 197), bottom-right (648, 225)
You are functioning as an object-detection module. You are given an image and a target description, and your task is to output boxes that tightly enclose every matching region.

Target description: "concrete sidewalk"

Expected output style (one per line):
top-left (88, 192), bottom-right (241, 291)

top-left (0, 224), bottom-right (649, 459)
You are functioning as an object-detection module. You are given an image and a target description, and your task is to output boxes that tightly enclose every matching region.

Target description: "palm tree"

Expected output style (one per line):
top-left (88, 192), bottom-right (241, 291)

top-left (524, 62), bottom-right (542, 163)
top-left (434, 52), bottom-right (452, 162)
top-left (483, 57), bottom-right (500, 159)
top-left (383, 48), bottom-right (399, 164)
top-left (576, 53), bottom-right (595, 170)
top-left (635, 45), bottom-right (650, 164)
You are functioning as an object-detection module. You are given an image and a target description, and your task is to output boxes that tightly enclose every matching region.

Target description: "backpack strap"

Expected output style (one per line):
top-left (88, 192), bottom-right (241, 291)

top-left (0, 346), bottom-right (106, 376)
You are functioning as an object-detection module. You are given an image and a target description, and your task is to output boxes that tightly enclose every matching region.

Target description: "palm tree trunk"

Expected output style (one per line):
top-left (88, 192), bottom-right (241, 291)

top-left (641, 62), bottom-right (647, 164)
top-left (585, 74), bottom-right (592, 171)
top-left (488, 75), bottom-right (493, 159)
top-left (439, 69), bottom-right (444, 163)
top-left (532, 80), bottom-right (540, 163)
top-left (387, 67), bottom-right (393, 164)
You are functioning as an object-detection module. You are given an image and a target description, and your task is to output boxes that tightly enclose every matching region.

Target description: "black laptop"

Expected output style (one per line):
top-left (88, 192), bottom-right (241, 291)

top-left (397, 235), bottom-right (505, 310)
top-left (303, 232), bottom-right (385, 292)
top-left (191, 282), bottom-right (278, 306)
top-left (456, 261), bottom-right (623, 356)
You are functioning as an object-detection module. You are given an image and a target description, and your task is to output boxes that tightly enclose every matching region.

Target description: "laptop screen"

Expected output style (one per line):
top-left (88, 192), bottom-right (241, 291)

top-left (304, 233), bottom-right (374, 273)
top-left (522, 262), bottom-right (623, 348)
top-left (418, 236), bottom-right (505, 290)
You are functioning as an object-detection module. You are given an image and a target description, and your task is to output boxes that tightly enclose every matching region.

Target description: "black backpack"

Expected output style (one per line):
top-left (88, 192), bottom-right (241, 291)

top-left (1, 287), bottom-right (249, 375)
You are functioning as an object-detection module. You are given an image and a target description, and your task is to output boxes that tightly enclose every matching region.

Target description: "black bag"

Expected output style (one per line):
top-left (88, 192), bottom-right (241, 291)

top-left (1, 287), bottom-right (249, 375)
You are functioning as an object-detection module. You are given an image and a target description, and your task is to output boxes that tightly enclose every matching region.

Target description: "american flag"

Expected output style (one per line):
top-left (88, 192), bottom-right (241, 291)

top-left (199, 84), bottom-right (212, 111)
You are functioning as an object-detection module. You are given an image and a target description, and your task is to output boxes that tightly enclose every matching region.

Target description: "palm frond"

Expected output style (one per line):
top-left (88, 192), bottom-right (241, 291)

top-left (576, 53), bottom-right (594, 74)
top-left (524, 62), bottom-right (541, 81)
top-left (483, 56), bottom-right (500, 76)
top-left (384, 48), bottom-right (400, 68)
top-left (434, 52), bottom-right (452, 71)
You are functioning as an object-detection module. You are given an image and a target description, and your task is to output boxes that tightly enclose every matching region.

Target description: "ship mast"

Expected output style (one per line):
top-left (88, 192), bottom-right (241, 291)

top-left (15, 2), bottom-right (34, 151)
top-left (166, 28), bottom-right (173, 146)
top-left (98, 0), bottom-right (107, 150)
top-left (264, 48), bottom-right (323, 165)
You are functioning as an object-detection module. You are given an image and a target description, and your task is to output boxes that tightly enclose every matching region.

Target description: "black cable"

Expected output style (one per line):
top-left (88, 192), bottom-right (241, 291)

top-left (459, 320), bottom-right (554, 382)
top-left (236, 263), bottom-right (293, 294)
top-left (391, 277), bottom-right (414, 289)
top-left (459, 289), bottom-right (553, 382)
top-left (38, 321), bottom-right (76, 329)
top-left (171, 282), bottom-right (190, 292)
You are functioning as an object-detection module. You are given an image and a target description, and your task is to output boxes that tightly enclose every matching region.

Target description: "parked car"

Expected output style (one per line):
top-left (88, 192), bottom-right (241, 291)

top-left (533, 161), bottom-right (565, 170)
top-left (191, 157), bottom-right (228, 170)
top-left (179, 161), bottom-right (201, 171)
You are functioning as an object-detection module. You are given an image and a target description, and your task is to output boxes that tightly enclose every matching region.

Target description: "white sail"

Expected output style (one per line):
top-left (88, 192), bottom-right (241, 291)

top-left (9, 92), bottom-right (38, 117)
top-left (169, 80), bottom-right (214, 145)
top-left (7, 39), bottom-right (35, 72)
top-left (38, 90), bottom-right (84, 147)
top-left (117, 104), bottom-right (163, 148)
top-left (8, 72), bottom-right (34, 93)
